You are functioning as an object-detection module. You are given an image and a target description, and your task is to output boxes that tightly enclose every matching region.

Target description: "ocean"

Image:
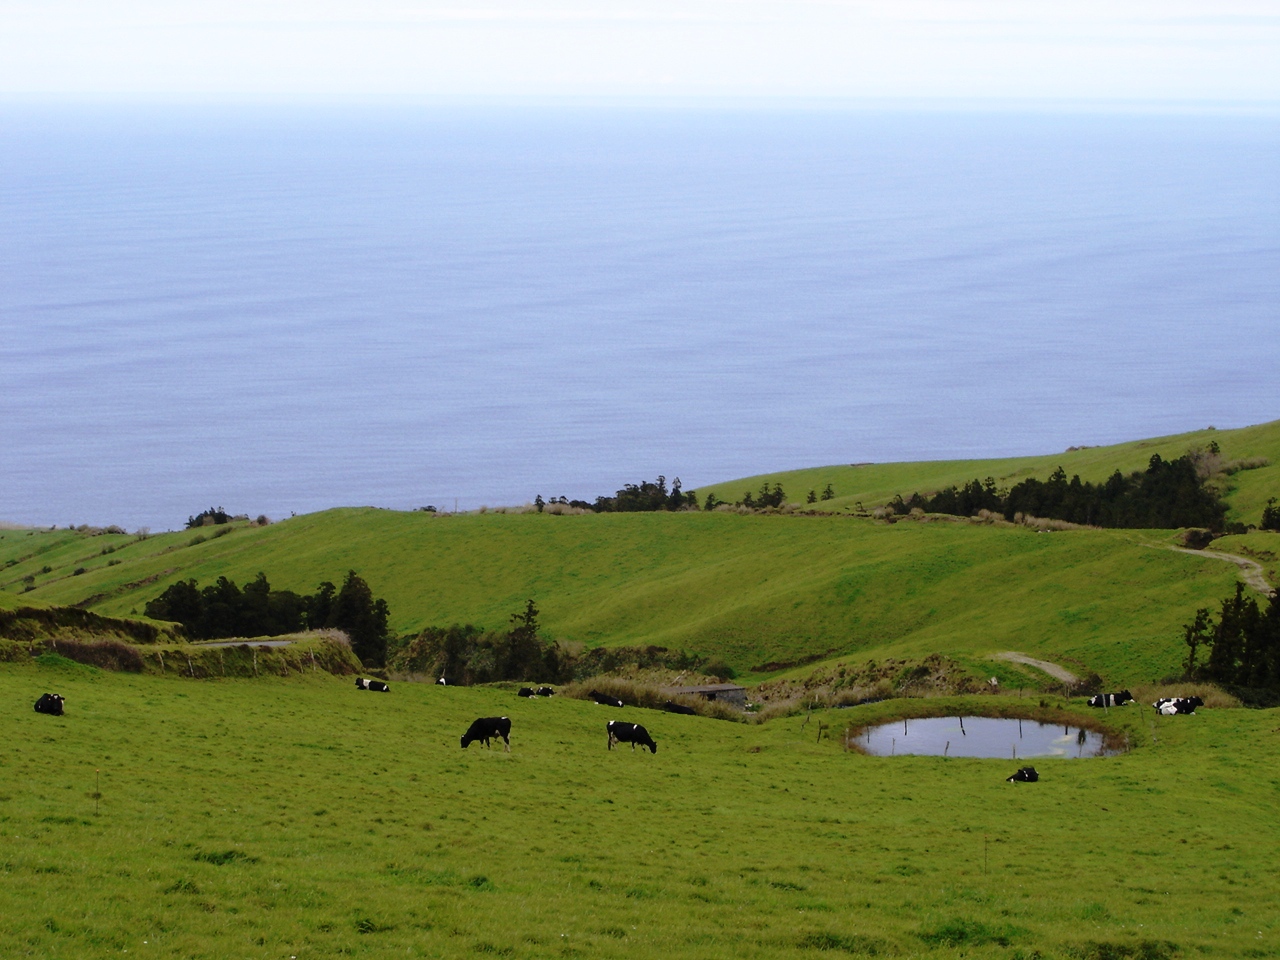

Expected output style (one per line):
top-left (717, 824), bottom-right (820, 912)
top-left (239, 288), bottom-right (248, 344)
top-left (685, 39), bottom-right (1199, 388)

top-left (1, 104), bottom-right (1277, 531)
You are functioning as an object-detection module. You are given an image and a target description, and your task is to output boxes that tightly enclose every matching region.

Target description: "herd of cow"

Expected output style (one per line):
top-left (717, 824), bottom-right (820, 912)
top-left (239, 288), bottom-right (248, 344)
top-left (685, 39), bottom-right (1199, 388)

top-left (353, 677), bottom-right (662, 754)
top-left (1086, 689), bottom-right (1206, 715)
top-left (29, 682), bottom-right (1206, 762)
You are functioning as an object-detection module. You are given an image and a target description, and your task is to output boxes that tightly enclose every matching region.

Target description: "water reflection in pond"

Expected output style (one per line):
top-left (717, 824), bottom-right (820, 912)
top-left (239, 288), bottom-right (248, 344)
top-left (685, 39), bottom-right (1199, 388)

top-left (855, 716), bottom-right (1120, 759)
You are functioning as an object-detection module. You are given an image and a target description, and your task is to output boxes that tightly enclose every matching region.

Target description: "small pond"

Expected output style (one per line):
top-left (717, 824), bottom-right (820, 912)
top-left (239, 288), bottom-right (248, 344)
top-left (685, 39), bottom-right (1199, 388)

top-left (854, 716), bottom-right (1122, 759)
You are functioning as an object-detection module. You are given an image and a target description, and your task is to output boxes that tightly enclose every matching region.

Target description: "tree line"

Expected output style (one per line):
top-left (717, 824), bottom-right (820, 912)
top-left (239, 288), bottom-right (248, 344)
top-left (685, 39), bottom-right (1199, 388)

top-left (887, 454), bottom-right (1229, 530)
top-left (144, 570), bottom-right (390, 666)
top-left (388, 599), bottom-right (723, 684)
top-left (537, 475), bottom-right (700, 513)
top-left (1181, 584), bottom-right (1280, 690)
top-left (538, 476), bottom-right (842, 513)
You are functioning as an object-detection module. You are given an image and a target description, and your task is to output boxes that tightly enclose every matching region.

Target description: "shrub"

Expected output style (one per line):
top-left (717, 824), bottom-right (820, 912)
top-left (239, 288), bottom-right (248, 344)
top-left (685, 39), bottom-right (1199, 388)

top-left (1179, 528), bottom-right (1215, 550)
top-left (1262, 497), bottom-right (1280, 532)
top-left (702, 658), bottom-right (736, 681)
top-left (558, 677), bottom-right (746, 721)
top-left (44, 639), bottom-right (145, 673)
top-left (0, 639), bottom-right (30, 662)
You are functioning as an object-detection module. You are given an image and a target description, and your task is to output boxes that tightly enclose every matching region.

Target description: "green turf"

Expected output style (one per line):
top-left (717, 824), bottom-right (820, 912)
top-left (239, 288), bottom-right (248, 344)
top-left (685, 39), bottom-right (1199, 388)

top-left (3, 511), bottom-right (1258, 683)
top-left (2, 664), bottom-right (1277, 958)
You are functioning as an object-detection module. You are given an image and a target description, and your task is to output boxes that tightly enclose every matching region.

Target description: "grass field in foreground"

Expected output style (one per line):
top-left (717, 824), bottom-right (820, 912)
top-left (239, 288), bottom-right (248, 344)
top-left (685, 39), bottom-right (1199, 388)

top-left (2, 662), bottom-right (1278, 959)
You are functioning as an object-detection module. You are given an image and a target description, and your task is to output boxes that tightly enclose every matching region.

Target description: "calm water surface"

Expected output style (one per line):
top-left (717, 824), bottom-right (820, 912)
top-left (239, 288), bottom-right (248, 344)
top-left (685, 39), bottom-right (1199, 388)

top-left (857, 716), bottom-right (1119, 759)
top-left (2, 105), bottom-right (1277, 529)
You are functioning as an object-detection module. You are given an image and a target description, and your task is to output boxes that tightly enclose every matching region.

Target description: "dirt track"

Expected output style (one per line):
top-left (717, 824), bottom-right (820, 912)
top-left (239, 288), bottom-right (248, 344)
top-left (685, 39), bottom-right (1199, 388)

top-left (1166, 545), bottom-right (1274, 595)
top-left (993, 651), bottom-right (1079, 684)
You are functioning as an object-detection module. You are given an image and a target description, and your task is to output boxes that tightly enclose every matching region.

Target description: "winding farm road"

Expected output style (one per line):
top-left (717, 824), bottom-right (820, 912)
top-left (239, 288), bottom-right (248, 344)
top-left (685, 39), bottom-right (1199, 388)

top-left (993, 651), bottom-right (1079, 685)
top-left (1165, 545), bottom-right (1274, 595)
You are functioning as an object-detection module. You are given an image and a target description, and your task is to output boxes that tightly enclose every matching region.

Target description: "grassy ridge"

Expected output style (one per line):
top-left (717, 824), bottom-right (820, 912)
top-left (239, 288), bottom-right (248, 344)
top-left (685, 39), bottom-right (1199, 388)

top-left (699, 419), bottom-right (1280, 523)
top-left (1, 663), bottom-right (1277, 958)
top-left (2, 511), bottom-right (1252, 683)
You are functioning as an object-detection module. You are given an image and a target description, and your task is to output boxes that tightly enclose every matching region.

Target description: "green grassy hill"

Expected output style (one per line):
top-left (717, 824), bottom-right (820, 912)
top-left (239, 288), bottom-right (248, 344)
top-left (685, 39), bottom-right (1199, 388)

top-left (3, 419), bottom-right (1276, 685)
top-left (2, 663), bottom-right (1277, 958)
top-left (699, 419), bottom-right (1280, 525)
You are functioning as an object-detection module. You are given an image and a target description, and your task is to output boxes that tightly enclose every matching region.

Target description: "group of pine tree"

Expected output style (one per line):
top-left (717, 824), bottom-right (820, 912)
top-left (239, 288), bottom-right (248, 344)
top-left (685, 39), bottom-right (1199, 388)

top-left (890, 451), bottom-right (1245, 530)
top-left (145, 570), bottom-right (390, 667)
top-left (1182, 584), bottom-right (1280, 690)
top-left (539, 475), bottom-right (835, 513)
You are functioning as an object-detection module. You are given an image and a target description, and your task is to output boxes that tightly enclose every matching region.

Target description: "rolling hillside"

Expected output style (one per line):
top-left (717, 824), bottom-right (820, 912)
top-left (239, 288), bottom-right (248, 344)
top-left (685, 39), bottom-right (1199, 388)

top-left (2, 419), bottom-right (1276, 684)
top-left (698, 419), bottom-right (1280, 525)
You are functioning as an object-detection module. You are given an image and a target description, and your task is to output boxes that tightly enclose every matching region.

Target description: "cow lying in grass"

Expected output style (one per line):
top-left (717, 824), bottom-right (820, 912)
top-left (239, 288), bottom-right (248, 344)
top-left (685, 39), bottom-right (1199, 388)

top-left (1006, 766), bottom-right (1038, 782)
top-left (590, 691), bottom-right (624, 707)
top-left (355, 678), bottom-right (390, 692)
top-left (1154, 696), bottom-right (1204, 715)
top-left (34, 693), bottom-right (65, 716)
top-left (1087, 690), bottom-right (1133, 708)
top-left (663, 701), bottom-right (697, 715)
top-left (607, 720), bottom-right (657, 754)
top-left (461, 717), bottom-right (512, 752)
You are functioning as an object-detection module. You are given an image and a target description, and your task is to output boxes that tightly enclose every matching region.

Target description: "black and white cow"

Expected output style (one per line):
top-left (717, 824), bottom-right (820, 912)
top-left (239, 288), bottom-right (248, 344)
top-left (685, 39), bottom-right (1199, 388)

top-left (1154, 696), bottom-right (1204, 715)
top-left (517, 687), bottom-right (535, 697)
top-left (34, 693), bottom-right (65, 716)
top-left (355, 678), bottom-right (390, 692)
top-left (436, 676), bottom-right (456, 686)
top-left (590, 690), bottom-right (624, 707)
top-left (663, 700), bottom-right (697, 715)
top-left (607, 720), bottom-right (657, 754)
top-left (535, 686), bottom-right (555, 697)
top-left (1006, 766), bottom-right (1039, 782)
top-left (1088, 690), bottom-right (1133, 708)
top-left (461, 716), bottom-right (511, 751)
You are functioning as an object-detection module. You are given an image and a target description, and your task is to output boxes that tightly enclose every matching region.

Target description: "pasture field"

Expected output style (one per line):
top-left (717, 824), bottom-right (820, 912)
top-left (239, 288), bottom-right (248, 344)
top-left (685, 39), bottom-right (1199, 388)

top-left (3, 661), bottom-right (1279, 959)
top-left (0, 512), bottom-right (1261, 684)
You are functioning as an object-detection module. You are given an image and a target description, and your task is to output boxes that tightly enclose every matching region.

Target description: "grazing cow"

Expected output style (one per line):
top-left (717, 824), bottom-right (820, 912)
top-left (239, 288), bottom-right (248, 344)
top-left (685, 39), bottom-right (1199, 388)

top-left (590, 690), bottom-right (624, 707)
top-left (1154, 696), bottom-right (1204, 715)
top-left (355, 678), bottom-right (390, 692)
top-left (436, 676), bottom-right (456, 686)
top-left (34, 693), bottom-right (65, 716)
top-left (1088, 690), bottom-right (1133, 708)
top-left (607, 720), bottom-right (658, 753)
top-left (1006, 766), bottom-right (1039, 783)
top-left (535, 686), bottom-right (555, 697)
top-left (663, 700), bottom-right (697, 715)
top-left (461, 716), bottom-right (511, 752)
top-left (518, 687), bottom-right (535, 697)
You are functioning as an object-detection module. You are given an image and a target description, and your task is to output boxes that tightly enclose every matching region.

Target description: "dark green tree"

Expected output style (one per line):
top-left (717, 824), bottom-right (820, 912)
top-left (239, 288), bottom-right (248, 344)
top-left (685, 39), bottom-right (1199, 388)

top-left (1182, 607), bottom-right (1213, 680)
top-left (326, 570), bottom-right (390, 667)
top-left (499, 599), bottom-right (544, 680)
top-left (144, 579), bottom-right (202, 629)
top-left (1262, 497), bottom-right (1280, 532)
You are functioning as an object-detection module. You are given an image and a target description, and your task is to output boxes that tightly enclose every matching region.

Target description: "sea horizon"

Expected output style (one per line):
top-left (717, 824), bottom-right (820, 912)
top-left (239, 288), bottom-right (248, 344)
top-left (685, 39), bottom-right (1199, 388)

top-left (3, 103), bottom-right (1277, 531)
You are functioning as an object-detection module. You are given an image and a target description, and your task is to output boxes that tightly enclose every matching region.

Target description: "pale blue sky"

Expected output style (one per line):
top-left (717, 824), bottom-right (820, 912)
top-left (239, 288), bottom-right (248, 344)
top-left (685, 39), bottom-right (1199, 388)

top-left (2, 1), bottom-right (1278, 105)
